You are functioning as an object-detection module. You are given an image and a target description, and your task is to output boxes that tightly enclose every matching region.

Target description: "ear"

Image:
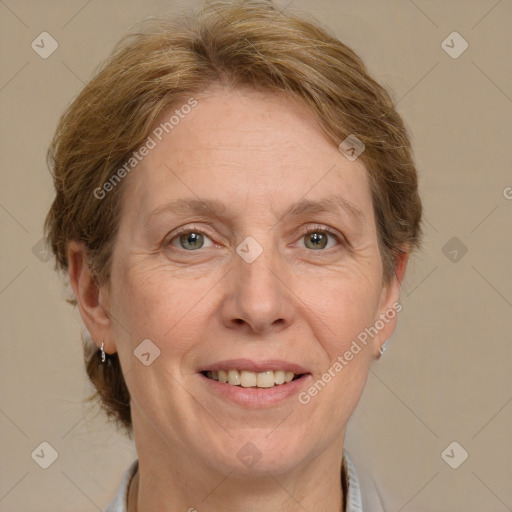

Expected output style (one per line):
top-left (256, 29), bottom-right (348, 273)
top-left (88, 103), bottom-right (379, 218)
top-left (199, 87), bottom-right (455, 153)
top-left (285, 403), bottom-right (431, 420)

top-left (68, 241), bottom-right (116, 355)
top-left (372, 251), bottom-right (409, 358)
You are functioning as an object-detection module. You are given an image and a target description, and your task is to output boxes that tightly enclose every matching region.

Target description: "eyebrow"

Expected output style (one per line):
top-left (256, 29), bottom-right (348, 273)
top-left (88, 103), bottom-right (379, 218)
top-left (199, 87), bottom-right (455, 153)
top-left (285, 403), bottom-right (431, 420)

top-left (146, 194), bottom-right (364, 226)
top-left (280, 194), bottom-right (364, 225)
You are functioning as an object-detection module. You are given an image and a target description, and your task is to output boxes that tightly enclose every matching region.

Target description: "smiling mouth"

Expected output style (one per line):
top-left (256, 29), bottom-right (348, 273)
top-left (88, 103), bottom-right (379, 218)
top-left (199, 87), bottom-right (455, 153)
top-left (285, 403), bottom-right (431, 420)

top-left (201, 369), bottom-right (306, 388)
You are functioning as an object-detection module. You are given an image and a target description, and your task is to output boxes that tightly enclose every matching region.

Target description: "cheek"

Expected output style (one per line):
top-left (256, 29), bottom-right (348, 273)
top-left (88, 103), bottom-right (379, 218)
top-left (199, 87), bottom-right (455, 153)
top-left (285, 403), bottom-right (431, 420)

top-left (299, 269), bottom-right (380, 405)
top-left (111, 262), bottom-right (215, 355)
top-left (300, 268), bottom-right (381, 352)
top-left (325, 290), bottom-right (379, 357)
top-left (108, 266), bottom-right (205, 410)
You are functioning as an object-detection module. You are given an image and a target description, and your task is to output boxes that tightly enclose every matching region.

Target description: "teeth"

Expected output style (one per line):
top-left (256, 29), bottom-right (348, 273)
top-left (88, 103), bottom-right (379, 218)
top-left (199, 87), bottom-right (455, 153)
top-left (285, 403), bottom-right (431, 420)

top-left (205, 369), bottom-right (300, 388)
top-left (240, 370), bottom-right (257, 387)
top-left (227, 369), bottom-right (240, 386)
top-left (274, 370), bottom-right (286, 385)
top-left (256, 371), bottom-right (275, 388)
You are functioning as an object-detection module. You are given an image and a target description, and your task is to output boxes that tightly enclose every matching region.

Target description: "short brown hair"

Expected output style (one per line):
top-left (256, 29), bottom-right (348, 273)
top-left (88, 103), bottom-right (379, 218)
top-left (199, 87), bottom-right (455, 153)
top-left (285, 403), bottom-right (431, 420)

top-left (45, 0), bottom-right (422, 435)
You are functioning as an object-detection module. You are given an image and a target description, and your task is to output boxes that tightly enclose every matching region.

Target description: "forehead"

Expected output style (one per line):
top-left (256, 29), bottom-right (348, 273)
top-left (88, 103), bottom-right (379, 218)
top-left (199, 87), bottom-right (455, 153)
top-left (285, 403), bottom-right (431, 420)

top-left (121, 87), bottom-right (373, 222)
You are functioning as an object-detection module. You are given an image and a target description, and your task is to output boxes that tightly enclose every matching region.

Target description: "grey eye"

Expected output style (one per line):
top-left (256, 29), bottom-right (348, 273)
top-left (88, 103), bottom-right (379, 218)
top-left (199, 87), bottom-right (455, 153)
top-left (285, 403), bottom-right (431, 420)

top-left (298, 228), bottom-right (339, 251)
top-left (170, 230), bottom-right (214, 250)
top-left (304, 231), bottom-right (329, 250)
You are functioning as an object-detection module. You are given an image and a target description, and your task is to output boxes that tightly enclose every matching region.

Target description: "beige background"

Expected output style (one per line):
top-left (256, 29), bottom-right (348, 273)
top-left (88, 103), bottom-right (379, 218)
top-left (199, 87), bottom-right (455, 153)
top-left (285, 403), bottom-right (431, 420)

top-left (1, 0), bottom-right (511, 510)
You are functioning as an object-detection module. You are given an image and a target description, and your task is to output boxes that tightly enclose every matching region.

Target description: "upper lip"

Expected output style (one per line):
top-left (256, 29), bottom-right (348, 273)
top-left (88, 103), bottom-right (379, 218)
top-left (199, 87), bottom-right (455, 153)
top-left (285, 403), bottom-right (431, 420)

top-left (200, 359), bottom-right (310, 375)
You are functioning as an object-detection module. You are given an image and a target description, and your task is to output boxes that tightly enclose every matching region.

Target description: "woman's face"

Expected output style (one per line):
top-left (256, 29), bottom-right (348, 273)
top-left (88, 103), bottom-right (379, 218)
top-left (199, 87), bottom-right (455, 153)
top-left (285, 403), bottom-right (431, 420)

top-left (100, 86), bottom-right (402, 475)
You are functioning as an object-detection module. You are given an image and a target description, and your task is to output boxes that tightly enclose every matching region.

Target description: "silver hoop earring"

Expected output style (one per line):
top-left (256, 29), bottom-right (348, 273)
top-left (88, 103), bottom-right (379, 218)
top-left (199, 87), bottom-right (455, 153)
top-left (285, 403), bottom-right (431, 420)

top-left (100, 341), bottom-right (106, 363)
top-left (377, 338), bottom-right (392, 359)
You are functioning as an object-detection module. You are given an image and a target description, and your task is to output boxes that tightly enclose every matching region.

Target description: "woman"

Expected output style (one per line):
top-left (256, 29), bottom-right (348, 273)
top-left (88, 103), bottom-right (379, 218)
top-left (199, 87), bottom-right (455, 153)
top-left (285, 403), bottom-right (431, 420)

top-left (44, 1), bottom-right (422, 510)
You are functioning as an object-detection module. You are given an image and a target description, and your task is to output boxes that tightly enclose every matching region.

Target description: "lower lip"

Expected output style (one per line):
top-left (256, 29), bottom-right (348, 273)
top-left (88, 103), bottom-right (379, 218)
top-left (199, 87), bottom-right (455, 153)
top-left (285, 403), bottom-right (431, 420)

top-left (200, 373), bottom-right (312, 408)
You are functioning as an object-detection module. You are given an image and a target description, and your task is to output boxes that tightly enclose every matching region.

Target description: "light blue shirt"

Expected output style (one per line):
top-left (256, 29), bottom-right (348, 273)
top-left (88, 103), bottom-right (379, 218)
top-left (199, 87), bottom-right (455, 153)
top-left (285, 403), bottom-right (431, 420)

top-left (105, 449), bottom-right (385, 511)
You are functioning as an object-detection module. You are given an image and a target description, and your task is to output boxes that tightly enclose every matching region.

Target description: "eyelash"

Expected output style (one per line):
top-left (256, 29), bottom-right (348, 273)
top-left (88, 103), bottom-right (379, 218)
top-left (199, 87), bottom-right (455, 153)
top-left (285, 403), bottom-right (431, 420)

top-left (298, 225), bottom-right (343, 250)
top-left (166, 224), bottom-right (344, 252)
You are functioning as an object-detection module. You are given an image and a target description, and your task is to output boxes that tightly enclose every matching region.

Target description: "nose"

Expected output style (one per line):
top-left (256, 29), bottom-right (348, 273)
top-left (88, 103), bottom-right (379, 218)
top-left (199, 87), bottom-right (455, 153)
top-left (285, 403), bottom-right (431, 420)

top-left (221, 238), bottom-right (296, 335)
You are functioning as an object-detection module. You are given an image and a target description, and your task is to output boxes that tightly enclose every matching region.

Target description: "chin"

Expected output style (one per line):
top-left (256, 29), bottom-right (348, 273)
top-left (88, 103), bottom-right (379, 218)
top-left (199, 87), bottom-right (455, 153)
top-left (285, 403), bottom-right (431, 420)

top-left (202, 434), bottom-right (317, 477)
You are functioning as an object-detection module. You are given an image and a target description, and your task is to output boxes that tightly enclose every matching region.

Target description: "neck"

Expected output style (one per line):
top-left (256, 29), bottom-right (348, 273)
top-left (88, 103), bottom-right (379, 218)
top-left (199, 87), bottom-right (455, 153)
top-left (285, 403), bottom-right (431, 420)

top-left (127, 435), bottom-right (346, 511)
top-left (128, 462), bottom-right (345, 512)
top-left (127, 404), bottom-right (347, 512)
